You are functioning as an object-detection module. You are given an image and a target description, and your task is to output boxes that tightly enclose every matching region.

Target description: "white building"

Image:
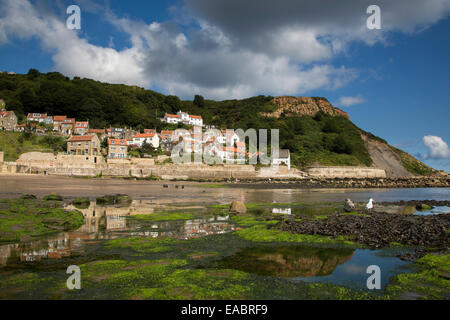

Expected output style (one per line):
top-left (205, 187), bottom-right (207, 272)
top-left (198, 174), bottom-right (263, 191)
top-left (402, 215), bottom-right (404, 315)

top-left (271, 149), bottom-right (291, 170)
top-left (162, 110), bottom-right (203, 127)
top-left (164, 113), bottom-right (181, 124)
top-left (133, 133), bottom-right (160, 148)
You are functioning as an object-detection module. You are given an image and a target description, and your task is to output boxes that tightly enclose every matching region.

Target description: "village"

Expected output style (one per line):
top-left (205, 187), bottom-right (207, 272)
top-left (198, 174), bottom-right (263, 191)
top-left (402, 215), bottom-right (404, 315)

top-left (0, 98), bottom-right (292, 168)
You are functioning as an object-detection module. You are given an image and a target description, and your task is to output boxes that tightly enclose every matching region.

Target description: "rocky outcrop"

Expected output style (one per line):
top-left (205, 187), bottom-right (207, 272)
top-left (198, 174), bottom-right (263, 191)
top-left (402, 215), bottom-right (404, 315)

top-left (277, 213), bottom-right (450, 249)
top-left (230, 176), bottom-right (450, 188)
top-left (261, 96), bottom-right (349, 119)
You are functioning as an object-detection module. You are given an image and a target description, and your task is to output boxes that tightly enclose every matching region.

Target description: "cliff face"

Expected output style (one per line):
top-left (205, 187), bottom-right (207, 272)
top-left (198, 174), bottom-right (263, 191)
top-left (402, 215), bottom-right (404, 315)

top-left (261, 96), bottom-right (349, 119)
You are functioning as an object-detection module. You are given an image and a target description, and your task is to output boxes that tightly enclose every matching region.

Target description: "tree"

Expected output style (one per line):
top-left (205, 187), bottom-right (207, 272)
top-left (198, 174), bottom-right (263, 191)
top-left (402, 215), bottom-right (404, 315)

top-left (193, 95), bottom-right (205, 108)
top-left (27, 68), bottom-right (41, 80)
top-left (164, 95), bottom-right (181, 112)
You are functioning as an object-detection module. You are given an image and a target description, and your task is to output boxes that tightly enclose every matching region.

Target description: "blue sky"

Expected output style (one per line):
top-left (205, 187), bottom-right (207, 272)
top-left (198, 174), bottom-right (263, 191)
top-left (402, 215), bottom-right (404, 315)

top-left (0, 0), bottom-right (449, 171)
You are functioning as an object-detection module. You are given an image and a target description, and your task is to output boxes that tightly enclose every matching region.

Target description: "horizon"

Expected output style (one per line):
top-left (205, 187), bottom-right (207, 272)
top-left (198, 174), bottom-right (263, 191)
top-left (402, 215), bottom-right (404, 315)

top-left (0, 0), bottom-right (449, 171)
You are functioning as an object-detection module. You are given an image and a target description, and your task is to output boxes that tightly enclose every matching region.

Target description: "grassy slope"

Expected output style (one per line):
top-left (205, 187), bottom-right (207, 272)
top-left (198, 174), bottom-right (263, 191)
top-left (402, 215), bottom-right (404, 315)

top-left (0, 132), bottom-right (54, 161)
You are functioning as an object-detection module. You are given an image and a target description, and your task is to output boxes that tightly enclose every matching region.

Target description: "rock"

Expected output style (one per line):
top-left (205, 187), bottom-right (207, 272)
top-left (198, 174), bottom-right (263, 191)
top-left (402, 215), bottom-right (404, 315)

top-left (230, 201), bottom-right (247, 214)
top-left (43, 194), bottom-right (63, 201)
top-left (20, 194), bottom-right (37, 200)
top-left (416, 203), bottom-right (433, 211)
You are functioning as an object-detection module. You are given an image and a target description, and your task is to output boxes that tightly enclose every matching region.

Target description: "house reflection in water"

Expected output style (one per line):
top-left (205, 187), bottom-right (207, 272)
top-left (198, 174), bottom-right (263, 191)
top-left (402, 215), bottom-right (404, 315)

top-left (272, 208), bottom-right (291, 215)
top-left (0, 201), bottom-right (235, 267)
top-left (130, 215), bottom-right (234, 239)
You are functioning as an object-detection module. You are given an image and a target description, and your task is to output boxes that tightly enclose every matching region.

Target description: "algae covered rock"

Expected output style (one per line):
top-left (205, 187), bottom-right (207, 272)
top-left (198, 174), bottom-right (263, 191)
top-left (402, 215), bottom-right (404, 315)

top-left (96, 194), bottom-right (132, 205)
top-left (43, 194), bottom-right (63, 201)
top-left (416, 203), bottom-right (433, 211)
top-left (230, 201), bottom-right (247, 214)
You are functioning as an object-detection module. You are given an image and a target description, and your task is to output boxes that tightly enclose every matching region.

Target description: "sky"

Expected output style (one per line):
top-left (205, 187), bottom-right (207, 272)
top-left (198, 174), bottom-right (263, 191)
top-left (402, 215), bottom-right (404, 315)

top-left (0, 0), bottom-right (449, 171)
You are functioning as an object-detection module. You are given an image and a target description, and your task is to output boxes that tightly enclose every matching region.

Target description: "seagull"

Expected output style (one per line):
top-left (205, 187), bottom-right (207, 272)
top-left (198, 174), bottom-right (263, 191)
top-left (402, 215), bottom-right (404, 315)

top-left (366, 198), bottom-right (375, 212)
top-left (344, 198), bottom-right (355, 212)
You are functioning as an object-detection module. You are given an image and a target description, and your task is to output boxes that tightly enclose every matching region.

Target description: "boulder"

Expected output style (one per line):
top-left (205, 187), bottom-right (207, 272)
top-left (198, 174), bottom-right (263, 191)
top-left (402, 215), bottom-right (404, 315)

top-left (230, 201), bottom-right (247, 214)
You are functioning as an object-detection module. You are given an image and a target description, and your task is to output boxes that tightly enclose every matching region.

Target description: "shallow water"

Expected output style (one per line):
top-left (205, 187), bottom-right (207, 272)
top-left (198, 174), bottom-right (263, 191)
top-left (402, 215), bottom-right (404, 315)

top-left (415, 206), bottom-right (450, 216)
top-left (0, 179), bottom-right (448, 299)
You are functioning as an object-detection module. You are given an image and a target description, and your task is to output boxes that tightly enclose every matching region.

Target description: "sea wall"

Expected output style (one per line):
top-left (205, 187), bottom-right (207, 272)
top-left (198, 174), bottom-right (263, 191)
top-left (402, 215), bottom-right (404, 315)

top-left (6, 152), bottom-right (397, 180)
top-left (306, 166), bottom-right (387, 178)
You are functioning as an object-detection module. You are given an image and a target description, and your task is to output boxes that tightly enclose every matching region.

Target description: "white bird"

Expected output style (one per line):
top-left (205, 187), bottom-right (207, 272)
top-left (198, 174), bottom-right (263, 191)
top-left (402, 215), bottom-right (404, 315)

top-left (366, 198), bottom-right (375, 211)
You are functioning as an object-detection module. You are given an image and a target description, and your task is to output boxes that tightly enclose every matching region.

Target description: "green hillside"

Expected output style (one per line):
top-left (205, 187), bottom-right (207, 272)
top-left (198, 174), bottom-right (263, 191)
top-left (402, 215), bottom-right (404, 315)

top-left (0, 70), bottom-right (431, 171)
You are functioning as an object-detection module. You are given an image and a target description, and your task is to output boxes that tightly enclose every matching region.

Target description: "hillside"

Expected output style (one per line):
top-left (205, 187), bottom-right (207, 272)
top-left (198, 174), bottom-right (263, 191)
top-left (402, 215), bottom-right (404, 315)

top-left (0, 70), bottom-right (436, 175)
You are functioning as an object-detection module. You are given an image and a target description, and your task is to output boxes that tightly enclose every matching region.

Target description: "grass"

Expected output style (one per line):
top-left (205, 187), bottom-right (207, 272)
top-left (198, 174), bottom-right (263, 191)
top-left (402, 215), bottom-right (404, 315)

top-left (0, 132), bottom-right (60, 161)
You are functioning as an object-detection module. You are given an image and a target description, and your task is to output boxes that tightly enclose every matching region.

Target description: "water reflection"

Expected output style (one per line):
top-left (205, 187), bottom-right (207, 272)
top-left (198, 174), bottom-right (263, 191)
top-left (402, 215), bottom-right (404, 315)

top-left (218, 246), bottom-right (354, 277)
top-left (0, 201), bottom-right (234, 267)
top-left (272, 208), bottom-right (291, 215)
top-left (129, 216), bottom-right (234, 240)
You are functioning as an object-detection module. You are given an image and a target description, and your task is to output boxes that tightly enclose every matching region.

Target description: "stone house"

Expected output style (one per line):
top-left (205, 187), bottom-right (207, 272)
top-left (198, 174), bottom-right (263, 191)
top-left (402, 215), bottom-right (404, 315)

top-left (67, 135), bottom-right (101, 156)
top-left (53, 115), bottom-right (67, 132)
top-left (0, 109), bottom-right (17, 131)
top-left (61, 118), bottom-right (76, 135)
top-left (108, 139), bottom-right (128, 159)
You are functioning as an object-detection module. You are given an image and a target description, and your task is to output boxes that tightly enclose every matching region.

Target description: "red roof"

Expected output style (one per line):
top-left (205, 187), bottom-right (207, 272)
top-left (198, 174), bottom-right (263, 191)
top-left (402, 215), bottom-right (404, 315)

top-left (109, 139), bottom-right (128, 146)
top-left (165, 113), bottom-right (180, 118)
top-left (68, 135), bottom-right (96, 142)
top-left (89, 129), bottom-right (104, 134)
top-left (134, 133), bottom-right (156, 138)
top-left (53, 116), bottom-right (67, 121)
top-left (190, 115), bottom-right (202, 119)
top-left (160, 130), bottom-right (173, 135)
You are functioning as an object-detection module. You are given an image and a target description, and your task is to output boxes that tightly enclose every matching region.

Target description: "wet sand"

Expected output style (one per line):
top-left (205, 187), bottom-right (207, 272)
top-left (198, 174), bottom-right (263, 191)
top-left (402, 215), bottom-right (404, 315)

top-left (0, 175), bottom-right (449, 204)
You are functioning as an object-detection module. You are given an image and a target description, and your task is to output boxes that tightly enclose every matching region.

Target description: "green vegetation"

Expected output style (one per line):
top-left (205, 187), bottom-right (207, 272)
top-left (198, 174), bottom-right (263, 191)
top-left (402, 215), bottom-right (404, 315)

top-left (43, 194), bottom-right (63, 201)
top-left (72, 197), bottom-right (90, 208)
top-left (234, 224), bottom-right (356, 245)
top-left (391, 146), bottom-right (435, 175)
top-left (198, 184), bottom-right (228, 188)
top-left (96, 194), bottom-right (132, 205)
top-left (386, 254), bottom-right (450, 299)
top-left (104, 237), bottom-right (178, 253)
top-left (0, 197), bottom-right (83, 242)
top-left (0, 131), bottom-right (65, 161)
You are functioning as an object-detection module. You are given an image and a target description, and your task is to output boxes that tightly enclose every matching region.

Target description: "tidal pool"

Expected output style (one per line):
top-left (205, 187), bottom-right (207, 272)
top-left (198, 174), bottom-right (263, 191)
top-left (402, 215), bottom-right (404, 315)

top-left (0, 199), bottom-right (418, 299)
top-left (0, 178), bottom-right (448, 299)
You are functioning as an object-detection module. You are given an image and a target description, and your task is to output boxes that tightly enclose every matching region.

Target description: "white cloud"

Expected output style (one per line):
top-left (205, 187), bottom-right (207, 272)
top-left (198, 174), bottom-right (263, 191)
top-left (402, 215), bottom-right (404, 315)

top-left (1, 0), bottom-right (450, 100)
top-left (423, 135), bottom-right (450, 159)
top-left (336, 95), bottom-right (366, 107)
